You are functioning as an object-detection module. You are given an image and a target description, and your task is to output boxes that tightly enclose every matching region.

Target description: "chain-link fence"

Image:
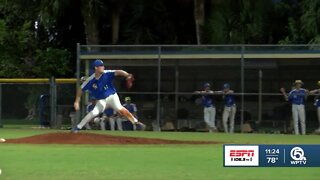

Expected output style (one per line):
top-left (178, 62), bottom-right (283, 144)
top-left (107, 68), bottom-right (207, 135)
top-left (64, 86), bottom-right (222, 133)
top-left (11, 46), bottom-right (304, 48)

top-left (75, 44), bottom-right (320, 133)
top-left (1, 45), bottom-right (319, 134)
top-left (0, 78), bottom-right (76, 129)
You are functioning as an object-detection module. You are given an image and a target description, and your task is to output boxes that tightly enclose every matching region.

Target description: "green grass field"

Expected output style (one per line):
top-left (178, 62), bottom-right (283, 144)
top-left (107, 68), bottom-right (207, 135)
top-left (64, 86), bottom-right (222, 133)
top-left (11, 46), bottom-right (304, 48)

top-left (0, 128), bottom-right (319, 180)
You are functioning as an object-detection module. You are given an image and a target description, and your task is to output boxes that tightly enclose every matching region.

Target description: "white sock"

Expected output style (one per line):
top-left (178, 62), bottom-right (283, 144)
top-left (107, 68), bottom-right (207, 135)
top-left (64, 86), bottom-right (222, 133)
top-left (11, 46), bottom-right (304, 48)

top-left (77, 112), bottom-right (95, 129)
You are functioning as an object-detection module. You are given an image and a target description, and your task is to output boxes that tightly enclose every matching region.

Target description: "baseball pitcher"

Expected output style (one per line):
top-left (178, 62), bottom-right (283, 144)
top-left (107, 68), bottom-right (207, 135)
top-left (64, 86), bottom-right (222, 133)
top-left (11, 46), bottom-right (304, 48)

top-left (72, 59), bottom-right (145, 133)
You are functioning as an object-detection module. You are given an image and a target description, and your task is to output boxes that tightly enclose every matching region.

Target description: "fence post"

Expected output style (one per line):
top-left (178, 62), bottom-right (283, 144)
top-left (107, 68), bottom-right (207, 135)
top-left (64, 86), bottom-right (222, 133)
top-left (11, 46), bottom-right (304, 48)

top-left (258, 69), bottom-right (263, 124)
top-left (76, 43), bottom-right (81, 127)
top-left (175, 60), bottom-right (179, 129)
top-left (240, 45), bottom-right (245, 133)
top-left (155, 46), bottom-right (161, 131)
top-left (50, 77), bottom-right (57, 128)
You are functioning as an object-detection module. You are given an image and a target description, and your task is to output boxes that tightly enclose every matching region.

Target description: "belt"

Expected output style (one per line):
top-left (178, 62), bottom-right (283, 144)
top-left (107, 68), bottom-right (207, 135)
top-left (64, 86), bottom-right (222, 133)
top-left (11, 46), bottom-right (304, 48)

top-left (225, 104), bottom-right (236, 107)
top-left (292, 103), bottom-right (304, 105)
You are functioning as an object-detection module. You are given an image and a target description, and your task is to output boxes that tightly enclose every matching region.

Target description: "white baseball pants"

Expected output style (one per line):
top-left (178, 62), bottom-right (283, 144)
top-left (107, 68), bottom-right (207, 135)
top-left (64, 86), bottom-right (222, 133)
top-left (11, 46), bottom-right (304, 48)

top-left (204, 107), bottom-right (216, 130)
top-left (109, 117), bottom-right (123, 131)
top-left (292, 104), bottom-right (306, 135)
top-left (77, 93), bottom-right (123, 129)
top-left (222, 105), bottom-right (236, 133)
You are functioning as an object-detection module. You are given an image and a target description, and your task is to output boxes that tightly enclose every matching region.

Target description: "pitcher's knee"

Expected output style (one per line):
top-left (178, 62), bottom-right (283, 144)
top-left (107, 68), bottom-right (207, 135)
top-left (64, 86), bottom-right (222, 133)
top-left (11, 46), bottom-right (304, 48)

top-left (91, 108), bottom-right (101, 116)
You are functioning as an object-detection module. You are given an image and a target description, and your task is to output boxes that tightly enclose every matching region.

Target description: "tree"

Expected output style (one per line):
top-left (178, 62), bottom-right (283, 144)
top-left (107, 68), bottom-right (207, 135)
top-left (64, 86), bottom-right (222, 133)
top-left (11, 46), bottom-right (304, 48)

top-left (109, 0), bottom-right (127, 44)
top-left (205, 0), bottom-right (273, 44)
top-left (194, 0), bottom-right (205, 44)
top-left (0, 0), bottom-right (71, 78)
top-left (80, 0), bottom-right (105, 45)
top-left (300, 0), bottom-right (320, 43)
top-left (39, 0), bottom-right (104, 45)
top-left (121, 0), bottom-right (177, 44)
top-left (278, 0), bottom-right (320, 44)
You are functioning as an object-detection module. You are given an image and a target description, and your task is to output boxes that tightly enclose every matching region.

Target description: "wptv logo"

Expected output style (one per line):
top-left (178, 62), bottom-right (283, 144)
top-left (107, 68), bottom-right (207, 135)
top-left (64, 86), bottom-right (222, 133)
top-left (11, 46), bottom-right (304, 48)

top-left (290, 147), bottom-right (307, 165)
top-left (224, 145), bottom-right (259, 167)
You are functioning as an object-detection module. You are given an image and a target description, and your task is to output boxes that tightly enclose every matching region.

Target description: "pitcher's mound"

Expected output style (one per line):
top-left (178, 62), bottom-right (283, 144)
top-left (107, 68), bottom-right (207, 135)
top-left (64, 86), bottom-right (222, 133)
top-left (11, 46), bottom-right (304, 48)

top-left (5, 132), bottom-right (219, 145)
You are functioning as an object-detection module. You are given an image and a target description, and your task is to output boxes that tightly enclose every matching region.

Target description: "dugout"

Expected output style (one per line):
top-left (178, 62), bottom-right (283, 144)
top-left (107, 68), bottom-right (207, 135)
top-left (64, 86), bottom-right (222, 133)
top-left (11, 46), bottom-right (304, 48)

top-left (76, 44), bottom-right (320, 133)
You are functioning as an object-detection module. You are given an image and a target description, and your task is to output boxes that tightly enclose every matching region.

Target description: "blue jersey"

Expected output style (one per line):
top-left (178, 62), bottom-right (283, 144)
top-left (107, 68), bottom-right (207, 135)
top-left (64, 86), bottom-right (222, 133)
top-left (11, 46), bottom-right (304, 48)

top-left (202, 95), bottom-right (214, 107)
top-left (123, 103), bottom-right (137, 113)
top-left (224, 94), bottom-right (235, 107)
top-left (288, 88), bottom-right (307, 105)
top-left (81, 70), bottom-right (116, 100)
top-left (104, 108), bottom-right (114, 117)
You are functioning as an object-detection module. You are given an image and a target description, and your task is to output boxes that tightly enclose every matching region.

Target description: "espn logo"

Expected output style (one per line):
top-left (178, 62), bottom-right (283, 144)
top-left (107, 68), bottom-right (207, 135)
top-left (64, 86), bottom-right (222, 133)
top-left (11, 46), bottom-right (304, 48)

top-left (230, 150), bottom-right (255, 158)
top-left (224, 145), bottom-right (259, 167)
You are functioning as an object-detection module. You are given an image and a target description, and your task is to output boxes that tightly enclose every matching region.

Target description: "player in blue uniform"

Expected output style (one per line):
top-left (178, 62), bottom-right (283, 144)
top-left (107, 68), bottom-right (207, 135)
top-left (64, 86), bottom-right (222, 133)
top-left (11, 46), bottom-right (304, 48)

top-left (118, 96), bottom-right (141, 130)
top-left (195, 83), bottom-right (217, 132)
top-left (221, 83), bottom-right (236, 133)
top-left (309, 81), bottom-right (320, 133)
top-left (123, 97), bottom-right (137, 117)
top-left (72, 59), bottom-right (145, 132)
top-left (280, 80), bottom-right (308, 135)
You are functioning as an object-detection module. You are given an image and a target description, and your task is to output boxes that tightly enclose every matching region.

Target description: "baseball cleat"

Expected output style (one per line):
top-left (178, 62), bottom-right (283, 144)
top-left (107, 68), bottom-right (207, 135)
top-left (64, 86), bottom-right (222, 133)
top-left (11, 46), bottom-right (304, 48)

top-left (71, 127), bottom-right (80, 133)
top-left (135, 121), bottom-right (146, 130)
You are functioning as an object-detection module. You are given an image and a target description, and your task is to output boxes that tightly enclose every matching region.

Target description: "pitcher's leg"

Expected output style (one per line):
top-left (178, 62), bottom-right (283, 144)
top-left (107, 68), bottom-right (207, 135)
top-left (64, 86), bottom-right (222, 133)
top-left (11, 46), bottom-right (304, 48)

top-left (76, 100), bottom-right (106, 130)
top-left (109, 94), bottom-right (138, 124)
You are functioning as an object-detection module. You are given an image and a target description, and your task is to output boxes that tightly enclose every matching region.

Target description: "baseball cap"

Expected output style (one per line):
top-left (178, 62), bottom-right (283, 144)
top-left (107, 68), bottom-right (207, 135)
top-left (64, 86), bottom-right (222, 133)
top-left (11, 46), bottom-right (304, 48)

top-left (223, 83), bottom-right (230, 89)
top-left (293, 80), bottom-right (304, 85)
top-left (125, 97), bottom-right (131, 101)
top-left (93, 59), bottom-right (104, 67)
top-left (203, 83), bottom-right (210, 88)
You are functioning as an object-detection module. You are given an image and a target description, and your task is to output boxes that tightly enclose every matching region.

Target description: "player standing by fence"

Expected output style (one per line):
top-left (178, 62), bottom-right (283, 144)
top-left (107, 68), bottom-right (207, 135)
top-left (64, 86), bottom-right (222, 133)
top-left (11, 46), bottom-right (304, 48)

top-left (280, 80), bottom-right (308, 135)
top-left (195, 83), bottom-right (217, 132)
top-left (309, 81), bottom-right (320, 133)
top-left (221, 83), bottom-right (236, 133)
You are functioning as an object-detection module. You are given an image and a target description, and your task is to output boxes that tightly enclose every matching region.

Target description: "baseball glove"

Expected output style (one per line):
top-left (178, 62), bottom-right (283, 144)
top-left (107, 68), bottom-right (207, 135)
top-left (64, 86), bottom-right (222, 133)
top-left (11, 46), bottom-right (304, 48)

top-left (126, 74), bottom-right (135, 89)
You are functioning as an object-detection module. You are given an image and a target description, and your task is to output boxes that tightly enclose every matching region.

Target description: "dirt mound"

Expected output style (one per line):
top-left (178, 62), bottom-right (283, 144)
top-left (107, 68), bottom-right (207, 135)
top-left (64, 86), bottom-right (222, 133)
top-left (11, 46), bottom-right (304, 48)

top-left (5, 132), bottom-right (219, 145)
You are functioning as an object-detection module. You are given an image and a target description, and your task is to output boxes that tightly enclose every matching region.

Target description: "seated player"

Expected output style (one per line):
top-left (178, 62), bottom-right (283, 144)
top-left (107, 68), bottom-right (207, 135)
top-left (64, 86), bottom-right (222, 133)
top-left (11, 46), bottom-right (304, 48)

top-left (117, 97), bottom-right (145, 131)
top-left (102, 108), bottom-right (121, 131)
